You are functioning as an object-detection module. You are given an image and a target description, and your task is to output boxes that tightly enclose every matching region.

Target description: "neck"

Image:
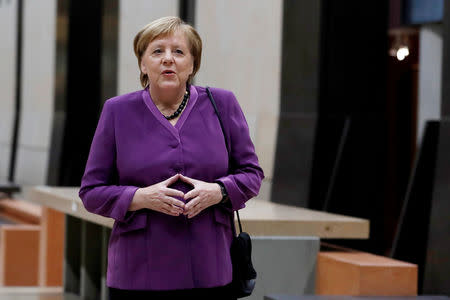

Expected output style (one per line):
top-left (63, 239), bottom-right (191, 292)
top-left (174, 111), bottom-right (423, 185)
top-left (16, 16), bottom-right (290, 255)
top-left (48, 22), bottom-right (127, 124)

top-left (149, 85), bottom-right (187, 110)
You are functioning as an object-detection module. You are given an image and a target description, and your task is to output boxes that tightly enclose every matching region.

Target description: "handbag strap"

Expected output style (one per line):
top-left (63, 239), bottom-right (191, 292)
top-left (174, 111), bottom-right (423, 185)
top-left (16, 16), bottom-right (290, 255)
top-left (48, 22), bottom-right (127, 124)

top-left (206, 86), bottom-right (243, 234)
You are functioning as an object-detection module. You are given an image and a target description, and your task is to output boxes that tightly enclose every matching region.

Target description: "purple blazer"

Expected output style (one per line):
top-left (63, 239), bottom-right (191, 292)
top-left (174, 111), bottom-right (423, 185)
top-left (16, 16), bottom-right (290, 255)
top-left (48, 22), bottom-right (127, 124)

top-left (79, 85), bottom-right (264, 290)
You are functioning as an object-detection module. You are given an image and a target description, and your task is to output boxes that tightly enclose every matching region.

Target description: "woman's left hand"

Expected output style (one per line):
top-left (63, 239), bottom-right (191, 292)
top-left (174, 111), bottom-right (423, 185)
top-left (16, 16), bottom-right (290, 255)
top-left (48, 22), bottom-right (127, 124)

top-left (180, 174), bottom-right (222, 218)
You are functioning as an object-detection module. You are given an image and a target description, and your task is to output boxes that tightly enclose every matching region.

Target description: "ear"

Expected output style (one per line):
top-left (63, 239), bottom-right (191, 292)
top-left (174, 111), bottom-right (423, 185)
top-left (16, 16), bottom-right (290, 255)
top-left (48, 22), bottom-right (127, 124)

top-left (140, 61), bottom-right (147, 74)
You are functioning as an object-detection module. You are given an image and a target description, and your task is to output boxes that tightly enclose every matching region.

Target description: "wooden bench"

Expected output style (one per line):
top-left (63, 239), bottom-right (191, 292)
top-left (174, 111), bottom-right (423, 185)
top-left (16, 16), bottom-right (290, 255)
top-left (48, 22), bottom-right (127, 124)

top-left (0, 199), bottom-right (64, 286)
top-left (0, 199), bottom-right (41, 224)
top-left (0, 199), bottom-right (41, 286)
top-left (315, 250), bottom-right (418, 296)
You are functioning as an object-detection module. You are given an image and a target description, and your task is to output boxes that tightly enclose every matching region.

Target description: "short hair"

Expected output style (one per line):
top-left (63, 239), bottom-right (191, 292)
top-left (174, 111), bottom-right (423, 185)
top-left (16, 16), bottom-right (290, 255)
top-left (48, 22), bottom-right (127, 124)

top-left (133, 16), bottom-right (202, 88)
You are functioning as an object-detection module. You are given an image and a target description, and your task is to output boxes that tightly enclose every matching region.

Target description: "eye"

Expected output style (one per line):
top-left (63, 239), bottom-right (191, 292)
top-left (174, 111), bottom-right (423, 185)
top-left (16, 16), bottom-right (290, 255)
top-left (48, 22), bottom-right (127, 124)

top-left (174, 49), bottom-right (184, 54)
top-left (152, 49), bottom-right (162, 54)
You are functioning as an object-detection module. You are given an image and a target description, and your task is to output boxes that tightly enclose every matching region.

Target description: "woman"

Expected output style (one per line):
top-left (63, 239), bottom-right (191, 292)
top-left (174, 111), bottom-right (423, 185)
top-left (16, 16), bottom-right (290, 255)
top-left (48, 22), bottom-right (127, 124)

top-left (79, 16), bottom-right (264, 299)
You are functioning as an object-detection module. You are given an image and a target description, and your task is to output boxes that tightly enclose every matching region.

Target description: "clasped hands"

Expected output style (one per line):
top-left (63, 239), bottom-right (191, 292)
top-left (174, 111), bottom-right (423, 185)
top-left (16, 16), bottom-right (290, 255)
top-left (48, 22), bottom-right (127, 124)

top-left (130, 174), bottom-right (223, 218)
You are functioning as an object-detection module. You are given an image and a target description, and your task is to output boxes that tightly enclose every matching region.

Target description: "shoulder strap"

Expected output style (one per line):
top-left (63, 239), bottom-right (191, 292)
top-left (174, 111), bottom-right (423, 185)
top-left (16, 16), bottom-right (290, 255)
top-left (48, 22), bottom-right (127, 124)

top-left (206, 86), bottom-right (243, 234)
top-left (206, 87), bottom-right (230, 156)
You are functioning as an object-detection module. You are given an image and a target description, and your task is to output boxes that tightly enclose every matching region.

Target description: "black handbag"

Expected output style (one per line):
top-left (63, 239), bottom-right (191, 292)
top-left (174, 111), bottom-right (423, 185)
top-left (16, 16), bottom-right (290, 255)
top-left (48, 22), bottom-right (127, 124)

top-left (206, 87), bottom-right (257, 298)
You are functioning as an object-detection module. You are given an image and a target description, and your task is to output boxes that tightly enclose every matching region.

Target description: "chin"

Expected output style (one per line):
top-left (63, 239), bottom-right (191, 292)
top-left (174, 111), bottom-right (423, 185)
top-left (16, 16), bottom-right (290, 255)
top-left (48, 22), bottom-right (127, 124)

top-left (157, 81), bottom-right (184, 90)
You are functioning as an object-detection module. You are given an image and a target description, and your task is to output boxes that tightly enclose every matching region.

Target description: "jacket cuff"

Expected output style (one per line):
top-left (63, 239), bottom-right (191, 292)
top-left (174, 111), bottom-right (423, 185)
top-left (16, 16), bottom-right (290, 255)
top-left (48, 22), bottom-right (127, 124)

top-left (216, 177), bottom-right (245, 211)
top-left (116, 186), bottom-right (140, 223)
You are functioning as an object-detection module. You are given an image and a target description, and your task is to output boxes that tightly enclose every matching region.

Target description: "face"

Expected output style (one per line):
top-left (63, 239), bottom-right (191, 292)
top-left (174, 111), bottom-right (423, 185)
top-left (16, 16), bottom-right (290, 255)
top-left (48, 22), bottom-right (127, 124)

top-left (140, 30), bottom-right (194, 91)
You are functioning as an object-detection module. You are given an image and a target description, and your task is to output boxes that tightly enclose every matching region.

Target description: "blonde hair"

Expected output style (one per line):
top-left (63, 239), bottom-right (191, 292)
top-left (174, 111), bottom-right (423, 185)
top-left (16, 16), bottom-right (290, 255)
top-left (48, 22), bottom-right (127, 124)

top-left (133, 16), bottom-right (202, 88)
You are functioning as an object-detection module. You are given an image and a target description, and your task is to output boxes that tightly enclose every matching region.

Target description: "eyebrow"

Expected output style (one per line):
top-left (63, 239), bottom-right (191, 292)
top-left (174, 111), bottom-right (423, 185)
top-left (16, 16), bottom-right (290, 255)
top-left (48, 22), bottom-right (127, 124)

top-left (150, 42), bottom-right (184, 49)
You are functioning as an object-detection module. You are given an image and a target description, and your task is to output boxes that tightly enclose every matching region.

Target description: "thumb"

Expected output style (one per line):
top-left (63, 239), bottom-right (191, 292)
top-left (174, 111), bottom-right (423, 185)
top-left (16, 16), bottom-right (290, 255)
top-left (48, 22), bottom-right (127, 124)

top-left (179, 174), bottom-right (196, 186)
top-left (163, 173), bottom-right (180, 186)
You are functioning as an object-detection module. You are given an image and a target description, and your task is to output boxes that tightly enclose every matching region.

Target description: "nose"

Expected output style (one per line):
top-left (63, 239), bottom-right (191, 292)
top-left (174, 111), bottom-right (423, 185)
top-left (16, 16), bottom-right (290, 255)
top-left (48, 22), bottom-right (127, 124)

top-left (162, 50), bottom-right (174, 64)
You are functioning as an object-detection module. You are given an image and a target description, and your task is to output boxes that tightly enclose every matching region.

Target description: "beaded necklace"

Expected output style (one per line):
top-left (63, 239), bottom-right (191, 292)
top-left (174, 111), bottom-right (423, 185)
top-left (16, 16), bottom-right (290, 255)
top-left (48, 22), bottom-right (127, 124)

top-left (164, 89), bottom-right (190, 120)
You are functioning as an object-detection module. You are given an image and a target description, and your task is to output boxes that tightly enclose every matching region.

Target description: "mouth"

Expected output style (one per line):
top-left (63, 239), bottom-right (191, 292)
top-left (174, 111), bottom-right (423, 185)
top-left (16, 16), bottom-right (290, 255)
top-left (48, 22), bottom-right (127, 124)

top-left (162, 70), bottom-right (176, 75)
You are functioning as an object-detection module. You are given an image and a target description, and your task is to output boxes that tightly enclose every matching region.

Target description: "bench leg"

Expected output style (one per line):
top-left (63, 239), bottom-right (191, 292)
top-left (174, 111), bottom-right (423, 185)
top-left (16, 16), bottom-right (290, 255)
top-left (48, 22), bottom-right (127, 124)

top-left (64, 215), bottom-right (81, 294)
top-left (39, 207), bottom-right (65, 286)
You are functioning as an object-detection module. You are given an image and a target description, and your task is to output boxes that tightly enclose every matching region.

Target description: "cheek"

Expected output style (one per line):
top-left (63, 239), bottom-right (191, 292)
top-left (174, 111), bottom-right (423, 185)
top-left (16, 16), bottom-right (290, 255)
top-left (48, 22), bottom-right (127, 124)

top-left (180, 63), bottom-right (193, 76)
top-left (186, 61), bottom-right (194, 75)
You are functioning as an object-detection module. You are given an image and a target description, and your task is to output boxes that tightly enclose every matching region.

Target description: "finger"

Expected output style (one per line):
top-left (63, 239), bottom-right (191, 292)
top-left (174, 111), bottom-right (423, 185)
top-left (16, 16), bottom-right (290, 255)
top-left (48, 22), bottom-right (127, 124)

top-left (169, 205), bottom-right (184, 214)
top-left (161, 202), bottom-right (173, 211)
top-left (184, 188), bottom-right (199, 200)
top-left (188, 211), bottom-right (199, 218)
top-left (162, 203), bottom-right (183, 214)
top-left (161, 207), bottom-right (180, 217)
top-left (179, 174), bottom-right (196, 186)
top-left (171, 204), bottom-right (184, 213)
top-left (184, 196), bottom-right (200, 213)
top-left (164, 188), bottom-right (184, 198)
top-left (188, 205), bottom-right (204, 218)
top-left (163, 173), bottom-right (180, 186)
top-left (164, 196), bottom-right (185, 209)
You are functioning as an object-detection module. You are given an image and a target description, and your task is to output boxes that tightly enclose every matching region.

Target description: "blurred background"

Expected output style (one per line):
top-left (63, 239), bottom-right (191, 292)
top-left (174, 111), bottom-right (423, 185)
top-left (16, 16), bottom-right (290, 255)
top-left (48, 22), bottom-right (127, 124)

top-left (0, 0), bottom-right (449, 296)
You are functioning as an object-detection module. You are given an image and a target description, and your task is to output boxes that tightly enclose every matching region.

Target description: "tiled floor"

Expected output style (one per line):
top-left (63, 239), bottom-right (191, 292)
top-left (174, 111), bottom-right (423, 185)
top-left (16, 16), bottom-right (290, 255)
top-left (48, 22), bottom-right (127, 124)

top-left (0, 287), bottom-right (79, 300)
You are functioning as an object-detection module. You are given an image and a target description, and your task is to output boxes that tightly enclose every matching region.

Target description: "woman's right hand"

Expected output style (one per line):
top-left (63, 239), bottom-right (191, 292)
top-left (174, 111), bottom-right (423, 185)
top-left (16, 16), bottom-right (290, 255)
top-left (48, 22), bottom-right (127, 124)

top-left (128, 174), bottom-right (185, 216)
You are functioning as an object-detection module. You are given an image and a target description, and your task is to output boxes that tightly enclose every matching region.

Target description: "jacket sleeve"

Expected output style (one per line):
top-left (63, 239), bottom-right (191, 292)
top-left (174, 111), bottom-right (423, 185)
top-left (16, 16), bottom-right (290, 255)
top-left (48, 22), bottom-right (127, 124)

top-left (215, 90), bottom-right (265, 211)
top-left (79, 100), bottom-right (138, 223)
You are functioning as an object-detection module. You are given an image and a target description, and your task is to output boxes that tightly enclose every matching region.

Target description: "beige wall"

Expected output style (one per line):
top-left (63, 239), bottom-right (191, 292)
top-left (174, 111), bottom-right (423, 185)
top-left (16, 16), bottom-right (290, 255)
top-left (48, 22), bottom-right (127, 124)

top-left (0, 0), bottom-right (17, 181)
top-left (195, 0), bottom-right (283, 200)
top-left (15, 0), bottom-right (57, 185)
top-left (118, 0), bottom-right (179, 94)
